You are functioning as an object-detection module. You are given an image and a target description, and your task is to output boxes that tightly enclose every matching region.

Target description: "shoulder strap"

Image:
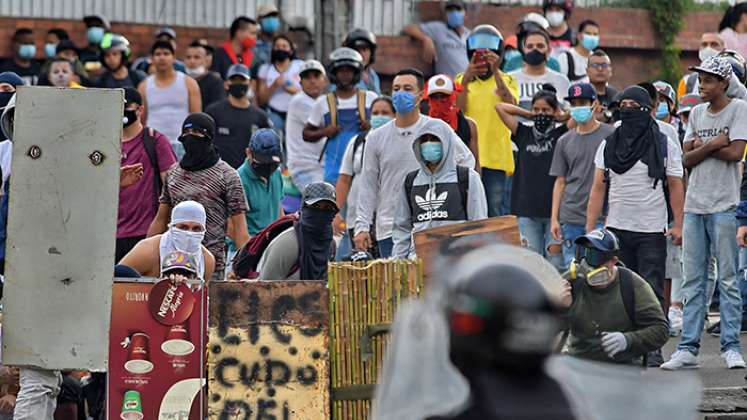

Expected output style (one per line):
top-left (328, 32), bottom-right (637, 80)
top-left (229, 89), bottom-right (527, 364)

top-left (404, 169), bottom-right (419, 217)
top-left (326, 92), bottom-right (338, 127)
top-left (685, 72), bottom-right (697, 94)
top-left (564, 51), bottom-right (576, 81)
top-left (456, 165), bottom-right (469, 218)
top-left (356, 89), bottom-right (367, 126)
top-left (618, 268), bottom-right (637, 327)
top-left (142, 127), bottom-right (161, 214)
top-left (349, 131), bottom-right (369, 183)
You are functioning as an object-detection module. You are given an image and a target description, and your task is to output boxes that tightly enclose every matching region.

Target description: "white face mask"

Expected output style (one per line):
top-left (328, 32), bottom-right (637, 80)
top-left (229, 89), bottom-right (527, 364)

top-left (170, 227), bottom-right (204, 254)
top-left (185, 65), bottom-right (206, 78)
top-left (698, 47), bottom-right (719, 63)
top-left (546, 11), bottom-right (565, 27)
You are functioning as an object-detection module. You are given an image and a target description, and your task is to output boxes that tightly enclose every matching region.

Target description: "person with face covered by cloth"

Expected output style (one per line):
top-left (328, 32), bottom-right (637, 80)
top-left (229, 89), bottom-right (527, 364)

top-left (562, 228), bottom-right (669, 366)
top-left (427, 74), bottom-right (480, 170)
top-left (257, 182), bottom-right (338, 280)
top-left (391, 119), bottom-right (487, 259)
top-left (147, 113), bottom-right (250, 280)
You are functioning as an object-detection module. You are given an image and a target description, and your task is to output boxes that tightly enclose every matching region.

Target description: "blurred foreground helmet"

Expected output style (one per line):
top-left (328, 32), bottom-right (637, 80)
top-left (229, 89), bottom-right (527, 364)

top-left (1, 93), bottom-right (15, 141)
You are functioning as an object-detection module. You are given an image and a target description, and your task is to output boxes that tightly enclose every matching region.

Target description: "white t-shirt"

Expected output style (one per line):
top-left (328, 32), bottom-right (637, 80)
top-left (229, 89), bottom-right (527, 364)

top-left (258, 59), bottom-right (304, 113)
top-left (307, 91), bottom-right (378, 127)
top-left (286, 92), bottom-right (324, 176)
top-left (508, 68), bottom-right (570, 111)
top-left (594, 133), bottom-right (683, 233)
top-left (339, 134), bottom-right (366, 224)
top-left (557, 48), bottom-right (590, 83)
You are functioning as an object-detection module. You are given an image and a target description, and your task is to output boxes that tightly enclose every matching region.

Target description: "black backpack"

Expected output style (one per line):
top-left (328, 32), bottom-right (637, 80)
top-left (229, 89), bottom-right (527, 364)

top-left (404, 165), bottom-right (470, 221)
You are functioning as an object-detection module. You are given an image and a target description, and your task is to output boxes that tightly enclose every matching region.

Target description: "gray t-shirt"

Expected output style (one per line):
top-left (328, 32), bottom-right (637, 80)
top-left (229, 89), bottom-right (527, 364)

top-left (509, 68), bottom-right (570, 111)
top-left (419, 21), bottom-right (471, 79)
top-left (550, 123), bottom-right (616, 225)
top-left (257, 228), bottom-right (300, 280)
top-left (683, 99), bottom-right (747, 214)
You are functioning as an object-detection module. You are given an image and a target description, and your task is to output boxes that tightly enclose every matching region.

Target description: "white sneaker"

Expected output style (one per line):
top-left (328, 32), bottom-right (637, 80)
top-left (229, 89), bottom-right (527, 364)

top-left (668, 307), bottom-right (683, 336)
top-left (722, 350), bottom-right (746, 369)
top-left (660, 350), bottom-right (699, 370)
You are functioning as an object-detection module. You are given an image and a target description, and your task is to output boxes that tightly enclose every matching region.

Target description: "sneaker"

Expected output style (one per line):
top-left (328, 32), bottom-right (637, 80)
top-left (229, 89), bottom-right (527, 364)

top-left (660, 350), bottom-right (699, 370)
top-left (722, 350), bottom-right (746, 369)
top-left (708, 321), bottom-right (720, 336)
top-left (668, 307), bottom-right (683, 336)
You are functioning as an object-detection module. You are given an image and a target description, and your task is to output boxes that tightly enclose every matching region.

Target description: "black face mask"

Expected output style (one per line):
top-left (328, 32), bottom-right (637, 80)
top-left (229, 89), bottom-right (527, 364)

top-left (296, 206), bottom-right (337, 280)
top-left (228, 83), bottom-right (249, 99)
top-left (620, 107), bottom-right (651, 128)
top-left (524, 50), bottom-right (547, 66)
top-left (0, 92), bottom-right (13, 110)
top-left (271, 49), bottom-right (292, 63)
top-left (123, 109), bottom-right (138, 128)
top-left (532, 113), bottom-right (553, 133)
top-left (178, 134), bottom-right (220, 171)
top-left (251, 161), bottom-right (279, 179)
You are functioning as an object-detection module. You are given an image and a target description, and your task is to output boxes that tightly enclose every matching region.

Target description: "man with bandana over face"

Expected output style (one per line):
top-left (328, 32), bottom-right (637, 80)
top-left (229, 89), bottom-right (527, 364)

top-left (426, 74), bottom-right (480, 169)
top-left (212, 16), bottom-right (259, 80)
top-left (147, 113), bottom-right (250, 280)
top-left (257, 182), bottom-right (338, 280)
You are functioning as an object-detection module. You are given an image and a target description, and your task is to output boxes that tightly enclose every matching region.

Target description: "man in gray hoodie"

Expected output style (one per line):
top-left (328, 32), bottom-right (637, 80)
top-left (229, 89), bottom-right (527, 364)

top-left (392, 119), bottom-right (487, 259)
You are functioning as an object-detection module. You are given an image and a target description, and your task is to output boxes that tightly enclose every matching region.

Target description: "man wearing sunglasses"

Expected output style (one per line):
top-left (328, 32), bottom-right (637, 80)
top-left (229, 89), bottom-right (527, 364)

top-left (587, 50), bottom-right (619, 123)
top-left (562, 228), bottom-right (669, 365)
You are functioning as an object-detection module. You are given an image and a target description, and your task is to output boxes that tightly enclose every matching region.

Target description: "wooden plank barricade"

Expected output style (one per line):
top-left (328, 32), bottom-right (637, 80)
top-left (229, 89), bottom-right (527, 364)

top-left (328, 259), bottom-right (424, 419)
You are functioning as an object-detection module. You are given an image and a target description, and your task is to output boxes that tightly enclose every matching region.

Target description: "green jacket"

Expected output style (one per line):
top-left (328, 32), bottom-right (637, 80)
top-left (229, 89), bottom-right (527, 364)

top-left (566, 267), bottom-right (668, 364)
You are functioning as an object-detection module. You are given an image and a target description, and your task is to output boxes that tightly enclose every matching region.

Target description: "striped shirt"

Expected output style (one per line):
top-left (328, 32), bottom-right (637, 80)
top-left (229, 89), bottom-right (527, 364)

top-left (160, 160), bottom-right (248, 272)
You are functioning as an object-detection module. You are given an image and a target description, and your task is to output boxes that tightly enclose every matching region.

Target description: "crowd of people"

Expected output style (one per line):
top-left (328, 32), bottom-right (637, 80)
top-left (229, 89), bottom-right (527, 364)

top-left (0, 0), bottom-right (747, 418)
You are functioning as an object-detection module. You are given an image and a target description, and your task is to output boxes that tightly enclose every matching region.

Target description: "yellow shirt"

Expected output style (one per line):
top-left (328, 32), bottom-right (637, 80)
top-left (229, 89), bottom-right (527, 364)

top-left (456, 71), bottom-right (518, 174)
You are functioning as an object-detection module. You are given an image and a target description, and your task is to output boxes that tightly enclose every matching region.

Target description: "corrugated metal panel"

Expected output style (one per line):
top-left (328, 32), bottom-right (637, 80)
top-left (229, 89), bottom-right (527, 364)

top-left (351, 0), bottom-right (412, 35)
top-left (462, 0), bottom-right (732, 5)
top-left (0, 0), bottom-right (315, 29)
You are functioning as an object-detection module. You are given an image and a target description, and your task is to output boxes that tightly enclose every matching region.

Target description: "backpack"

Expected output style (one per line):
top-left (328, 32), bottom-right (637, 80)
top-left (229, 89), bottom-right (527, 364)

top-left (349, 130), bottom-right (369, 182)
top-left (141, 127), bottom-right (162, 214)
top-left (563, 51), bottom-right (586, 82)
top-left (232, 213), bottom-right (300, 279)
top-left (318, 89), bottom-right (368, 162)
top-left (404, 165), bottom-right (470, 221)
top-left (570, 266), bottom-right (637, 327)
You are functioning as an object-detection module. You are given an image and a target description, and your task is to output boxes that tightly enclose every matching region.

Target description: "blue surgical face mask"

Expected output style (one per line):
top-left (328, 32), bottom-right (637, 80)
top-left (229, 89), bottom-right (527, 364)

top-left (446, 10), bottom-right (465, 29)
top-left (420, 141), bottom-right (443, 163)
top-left (17, 44), bottom-right (36, 59)
top-left (570, 105), bottom-right (593, 124)
top-left (44, 43), bottom-right (57, 58)
top-left (655, 102), bottom-right (670, 120)
top-left (503, 49), bottom-right (522, 64)
top-left (392, 90), bottom-right (418, 114)
top-left (261, 16), bottom-right (280, 34)
top-left (370, 115), bottom-right (392, 129)
top-left (87, 27), bottom-right (105, 44)
top-left (581, 34), bottom-right (600, 51)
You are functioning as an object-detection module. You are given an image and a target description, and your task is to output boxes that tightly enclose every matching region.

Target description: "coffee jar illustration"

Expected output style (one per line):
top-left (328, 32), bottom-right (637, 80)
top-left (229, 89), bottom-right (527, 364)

top-left (161, 323), bottom-right (195, 356)
top-left (120, 389), bottom-right (143, 420)
top-left (124, 332), bottom-right (154, 374)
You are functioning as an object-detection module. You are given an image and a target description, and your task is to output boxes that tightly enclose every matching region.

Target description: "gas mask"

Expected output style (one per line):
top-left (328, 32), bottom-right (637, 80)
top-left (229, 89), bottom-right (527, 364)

top-left (576, 259), bottom-right (613, 287)
top-left (568, 245), bottom-right (615, 287)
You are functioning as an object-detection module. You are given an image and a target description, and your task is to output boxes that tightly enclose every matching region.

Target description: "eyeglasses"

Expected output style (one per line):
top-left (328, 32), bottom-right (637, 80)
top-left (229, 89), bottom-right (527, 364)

top-left (589, 63), bottom-right (610, 70)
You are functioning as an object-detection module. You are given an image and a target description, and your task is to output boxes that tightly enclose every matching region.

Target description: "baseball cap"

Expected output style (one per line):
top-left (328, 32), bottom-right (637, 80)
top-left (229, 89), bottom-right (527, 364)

top-left (226, 64), bottom-right (251, 80)
top-left (56, 39), bottom-right (79, 55)
top-left (249, 129), bottom-right (282, 164)
top-left (565, 82), bottom-right (596, 101)
top-left (161, 251), bottom-right (199, 276)
top-left (258, 4), bottom-right (279, 17)
top-left (0, 72), bottom-right (25, 88)
top-left (302, 182), bottom-right (338, 209)
top-left (181, 112), bottom-right (216, 140)
top-left (689, 56), bottom-right (733, 83)
top-left (124, 88), bottom-right (142, 106)
top-left (653, 80), bottom-right (676, 106)
top-left (83, 14), bottom-right (111, 30)
top-left (677, 93), bottom-right (702, 115)
top-left (574, 228), bottom-right (620, 253)
top-left (299, 59), bottom-right (326, 77)
top-left (445, 0), bottom-right (466, 8)
top-left (155, 26), bottom-right (177, 39)
top-left (427, 74), bottom-right (455, 96)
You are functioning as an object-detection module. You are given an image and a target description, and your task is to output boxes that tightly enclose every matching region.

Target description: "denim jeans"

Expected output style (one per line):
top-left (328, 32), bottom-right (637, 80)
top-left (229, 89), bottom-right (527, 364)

top-left (481, 168), bottom-right (506, 218)
top-left (518, 217), bottom-right (563, 271)
top-left (336, 230), bottom-right (353, 261)
top-left (378, 237), bottom-right (394, 258)
top-left (608, 228), bottom-right (667, 312)
top-left (500, 175), bottom-right (513, 216)
top-left (738, 247), bottom-right (747, 314)
top-left (14, 367), bottom-right (61, 420)
top-left (667, 234), bottom-right (684, 303)
top-left (678, 212), bottom-right (742, 355)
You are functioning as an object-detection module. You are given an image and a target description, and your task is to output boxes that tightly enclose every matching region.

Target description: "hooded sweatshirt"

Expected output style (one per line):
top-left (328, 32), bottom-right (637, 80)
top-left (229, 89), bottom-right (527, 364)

top-left (354, 115), bottom-right (476, 241)
top-left (391, 119), bottom-right (487, 259)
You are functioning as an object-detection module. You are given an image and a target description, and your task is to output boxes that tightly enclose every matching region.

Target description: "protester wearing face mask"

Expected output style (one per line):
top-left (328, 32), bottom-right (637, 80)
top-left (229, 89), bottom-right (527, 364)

top-left (557, 20), bottom-right (599, 83)
top-left (678, 33), bottom-right (725, 99)
top-left (257, 182), bottom-right (339, 280)
top-left (333, 97), bottom-right (395, 259)
top-left (238, 129), bottom-right (284, 237)
top-left (496, 85), bottom-right (568, 270)
top-left (255, 4), bottom-right (283, 68)
top-left (184, 41), bottom-right (225, 109)
top-left (0, 29), bottom-right (40, 86)
top-left (549, 83), bottom-right (614, 271)
top-left (79, 14), bottom-right (110, 76)
top-left (122, 201), bottom-right (215, 280)
top-left (391, 120), bottom-right (487, 259)
top-left (257, 35), bottom-right (303, 132)
top-left (428, 75), bottom-right (479, 169)
top-left (206, 64), bottom-right (271, 169)
top-left (653, 80), bottom-right (677, 124)
top-left (543, 0), bottom-right (575, 56)
top-left (212, 16), bottom-right (259, 80)
top-left (509, 30), bottom-right (570, 111)
top-left (93, 33), bottom-right (146, 89)
top-left (402, 0), bottom-right (471, 79)
top-left (502, 13), bottom-right (563, 74)
top-left (147, 113), bottom-right (250, 280)
top-left (353, 69), bottom-right (475, 257)
top-left (561, 228), bottom-right (669, 365)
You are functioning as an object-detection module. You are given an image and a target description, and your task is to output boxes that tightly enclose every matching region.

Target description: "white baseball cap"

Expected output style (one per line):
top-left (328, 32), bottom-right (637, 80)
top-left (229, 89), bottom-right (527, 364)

top-left (300, 59), bottom-right (326, 77)
top-left (427, 74), bottom-right (455, 96)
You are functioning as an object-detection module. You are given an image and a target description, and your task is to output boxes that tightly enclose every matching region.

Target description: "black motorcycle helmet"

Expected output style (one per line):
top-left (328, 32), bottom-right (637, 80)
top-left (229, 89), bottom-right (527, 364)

top-left (327, 47), bottom-right (364, 87)
top-left (343, 28), bottom-right (377, 65)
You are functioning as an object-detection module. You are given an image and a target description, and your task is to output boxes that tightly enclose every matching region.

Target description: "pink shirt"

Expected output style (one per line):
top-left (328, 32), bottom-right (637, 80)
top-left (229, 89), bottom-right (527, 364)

top-left (117, 128), bottom-right (177, 238)
top-left (721, 28), bottom-right (747, 64)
